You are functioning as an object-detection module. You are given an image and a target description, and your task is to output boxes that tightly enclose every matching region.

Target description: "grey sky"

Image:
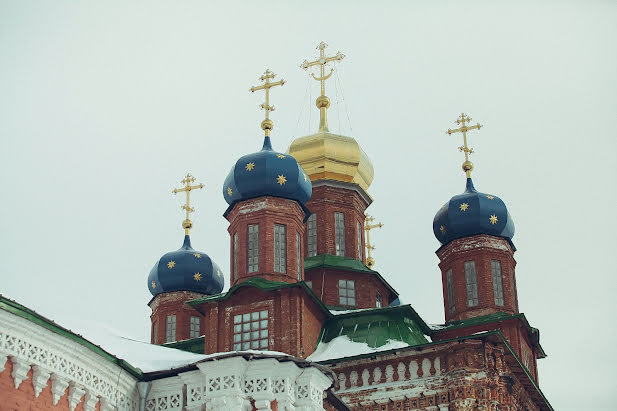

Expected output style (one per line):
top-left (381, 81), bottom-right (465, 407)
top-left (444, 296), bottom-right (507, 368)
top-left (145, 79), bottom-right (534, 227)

top-left (1, 1), bottom-right (615, 409)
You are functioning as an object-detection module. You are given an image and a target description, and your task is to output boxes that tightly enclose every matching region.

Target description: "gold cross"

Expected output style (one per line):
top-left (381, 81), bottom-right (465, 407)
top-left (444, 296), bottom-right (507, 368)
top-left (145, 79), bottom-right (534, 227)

top-left (172, 173), bottom-right (204, 235)
top-left (301, 42), bottom-right (345, 132)
top-left (250, 69), bottom-right (285, 137)
top-left (446, 113), bottom-right (483, 178)
top-left (364, 215), bottom-right (383, 269)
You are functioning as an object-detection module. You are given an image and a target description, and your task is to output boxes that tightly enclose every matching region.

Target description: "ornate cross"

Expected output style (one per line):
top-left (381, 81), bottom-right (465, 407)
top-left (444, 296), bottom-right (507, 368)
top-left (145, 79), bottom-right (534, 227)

top-left (172, 173), bottom-right (204, 235)
top-left (250, 69), bottom-right (285, 137)
top-left (364, 214), bottom-right (383, 269)
top-left (301, 42), bottom-right (345, 132)
top-left (446, 113), bottom-right (483, 178)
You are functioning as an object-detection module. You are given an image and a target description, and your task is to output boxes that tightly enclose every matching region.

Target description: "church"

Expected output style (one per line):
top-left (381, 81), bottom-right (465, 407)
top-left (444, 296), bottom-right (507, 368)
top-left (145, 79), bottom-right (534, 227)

top-left (0, 42), bottom-right (552, 410)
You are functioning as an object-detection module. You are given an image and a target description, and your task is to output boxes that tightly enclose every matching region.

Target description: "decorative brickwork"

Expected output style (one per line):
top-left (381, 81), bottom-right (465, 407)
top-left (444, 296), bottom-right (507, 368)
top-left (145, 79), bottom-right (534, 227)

top-left (226, 196), bottom-right (306, 286)
top-left (149, 291), bottom-right (205, 345)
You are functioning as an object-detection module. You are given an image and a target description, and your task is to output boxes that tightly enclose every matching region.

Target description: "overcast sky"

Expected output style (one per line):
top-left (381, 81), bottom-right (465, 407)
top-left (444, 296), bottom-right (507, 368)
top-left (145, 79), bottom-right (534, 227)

top-left (1, 1), bottom-right (615, 409)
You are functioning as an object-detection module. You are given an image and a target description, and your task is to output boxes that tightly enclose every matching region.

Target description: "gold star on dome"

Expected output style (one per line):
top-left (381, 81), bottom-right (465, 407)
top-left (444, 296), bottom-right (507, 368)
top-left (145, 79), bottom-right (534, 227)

top-left (167, 261), bottom-right (176, 269)
top-left (227, 187), bottom-right (233, 196)
top-left (439, 225), bottom-right (446, 235)
top-left (151, 281), bottom-right (156, 289)
top-left (216, 269), bottom-right (221, 278)
top-left (489, 214), bottom-right (498, 225)
top-left (193, 253), bottom-right (201, 258)
top-left (486, 195), bottom-right (495, 200)
top-left (459, 203), bottom-right (469, 211)
top-left (277, 174), bottom-right (287, 185)
top-left (276, 154), bottom-right (285, 159)
top-left (194, 273), bottom-right (202, 281)
top-left (245, 162), bottom-right (255, 171)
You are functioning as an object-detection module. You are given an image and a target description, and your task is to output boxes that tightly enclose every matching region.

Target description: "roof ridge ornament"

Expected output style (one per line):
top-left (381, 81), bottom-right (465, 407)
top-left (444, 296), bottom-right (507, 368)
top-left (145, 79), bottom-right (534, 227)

top-left (250, 69), bottom-right (285, 137)
top-left (172, 173), bottom-right (204, 235)
top-left (301, 41), bottom-right (345, 132)
top-left (364, 214), bottom-right (383, 269)
top-left (446, 113), bottom-right (483, 178)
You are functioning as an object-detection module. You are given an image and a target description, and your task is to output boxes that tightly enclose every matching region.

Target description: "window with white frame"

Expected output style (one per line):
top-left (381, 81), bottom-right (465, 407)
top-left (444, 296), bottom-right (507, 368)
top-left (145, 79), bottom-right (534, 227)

top-left (446, 269), bottom-right (456, 314)
top-left (464, 261), bottom-right (479, 307)
top-left (335, 212), bottom-right (346, 256)
top-left (247, 224), bottom-right (259, 273)
top-left (274, 224), bottom-right (286, 273)
top-left (190, 316), bottom-right (201, 338)
top-left (357, 221), bottom-right (362, 259)
top-left (296, 232), bottom-right (302, 279)
top-left (491, 260), bottom-right (504, 306)
top-left (165, 315), bottom-right (176, 343)
top-left (307, 214), bottom-right (317, 257)
top-left (376, 291), bottom-right (382, 308)
top-left (233, 233), bottom-right (238, 280)
top-left (338, 279), bottom-right (356, 306)
top-left (233, 310), bottom-right (269, 350)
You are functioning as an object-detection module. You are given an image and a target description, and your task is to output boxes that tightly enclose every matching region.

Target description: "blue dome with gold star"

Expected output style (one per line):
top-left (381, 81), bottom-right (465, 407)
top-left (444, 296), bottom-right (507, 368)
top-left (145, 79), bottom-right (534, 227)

top-left (148, 235), bottom-right (224, 298)
top-left (223, 136), bottom-right (312, 211)
top-left (433, 178), bottom-right (515, 247)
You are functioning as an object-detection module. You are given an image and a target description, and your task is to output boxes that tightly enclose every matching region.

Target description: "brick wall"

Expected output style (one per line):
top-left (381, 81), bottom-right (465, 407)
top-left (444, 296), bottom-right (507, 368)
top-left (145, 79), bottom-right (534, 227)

top-left (305, 184), bottom-right (369, 261)
top-left (306, 269), bottom-right (391, 309)
top-left (226, 196), bottom-right (306, 286)
top-left (149, 291), bottom-right (204, 344)
top-left (0, 360), bottom-right (95, 411)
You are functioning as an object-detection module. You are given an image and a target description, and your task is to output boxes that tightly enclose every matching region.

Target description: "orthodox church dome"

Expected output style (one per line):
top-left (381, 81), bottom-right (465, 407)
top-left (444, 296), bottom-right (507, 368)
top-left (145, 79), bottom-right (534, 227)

top-left (288, 131), bottom-right (374, 192)
top-left (148, 235), bottom-right (224, 298)
top-left (223, 136), bottom-right (312, 208)
top-left (433, 178), bottom-right (515, 246)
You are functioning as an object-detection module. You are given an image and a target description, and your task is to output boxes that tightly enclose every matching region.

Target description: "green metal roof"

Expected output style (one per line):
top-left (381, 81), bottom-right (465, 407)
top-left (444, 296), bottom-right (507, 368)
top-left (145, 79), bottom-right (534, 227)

top-left (187, 277), bottom-right (333, 317)
top-left (163, 336), bottom-right (205, 354)
top-left (0, 295), bottom-right (143, 379)
top-left (320, 305), bottom-right (430, 349)
top-left (304, 254), bottom-right (399, 300)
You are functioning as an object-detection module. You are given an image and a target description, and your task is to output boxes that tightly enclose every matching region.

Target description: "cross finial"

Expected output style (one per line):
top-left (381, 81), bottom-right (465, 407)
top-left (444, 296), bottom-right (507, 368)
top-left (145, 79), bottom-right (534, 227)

top-left (301, 42), bottom-right (345, 132)
top-left (250, 69), bottom-right (285, 137)
top-left (364, 214), bottom-right (383, 269)
top-left (172, 173), bottom-right (204, 235)
top-left (446, 113), bottom-right (483, 178)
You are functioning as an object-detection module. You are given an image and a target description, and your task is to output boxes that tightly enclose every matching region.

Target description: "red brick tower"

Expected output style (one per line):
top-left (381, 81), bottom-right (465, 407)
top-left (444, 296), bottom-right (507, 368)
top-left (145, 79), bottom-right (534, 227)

top-left (430, 113), bottom-right (544, 382)
top-left (288, 42), bottom-right (398, 310)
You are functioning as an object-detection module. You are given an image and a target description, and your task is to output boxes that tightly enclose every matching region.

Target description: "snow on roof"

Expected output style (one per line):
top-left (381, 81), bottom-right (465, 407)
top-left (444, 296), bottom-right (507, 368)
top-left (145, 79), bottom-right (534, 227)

top-left (307, 335), bottom-right (410, 362)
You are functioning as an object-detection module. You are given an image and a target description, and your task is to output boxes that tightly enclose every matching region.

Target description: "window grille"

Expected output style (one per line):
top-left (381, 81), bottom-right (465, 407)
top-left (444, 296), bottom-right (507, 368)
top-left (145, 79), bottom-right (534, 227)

top-left (296, 232), bottom-right (302, 279)
top-left (491, 260), bottom-right (504, 306)
top-left (446, 269), bottom-right (456, 314)
top-left (247, 224), bottom-right (259, 273)
top-left (464, 261), bottom-right (479, 307)
top-left (376, 291), bottom-right (382, 308)
top-left (335, 212), bottom-right (346, 256)
top-left (165, 315), bottom-right (176, 343)
top-left (233, 233), bottom-right (238, 280)
top-left (190, 316), bottom-right (201, 338)
top-left (233, 310), bottom-right (269, 350)
top-left (274, 224), bottom-right (286, 273)
top-left (357, 221), bottom-right (362, 259)
top-left (307, 214), bottom-right (317, 257)
top-left (338, 279), bottom-right (356, 306)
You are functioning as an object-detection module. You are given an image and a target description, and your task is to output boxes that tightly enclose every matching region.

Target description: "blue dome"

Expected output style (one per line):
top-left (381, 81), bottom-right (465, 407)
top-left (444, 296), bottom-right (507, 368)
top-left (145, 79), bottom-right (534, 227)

top-left (223, 136), bottom-right (312, 209)
top-left (433, 178), bottom-right (515, 246)
top-left (148, 236), bottom-right (224, 297)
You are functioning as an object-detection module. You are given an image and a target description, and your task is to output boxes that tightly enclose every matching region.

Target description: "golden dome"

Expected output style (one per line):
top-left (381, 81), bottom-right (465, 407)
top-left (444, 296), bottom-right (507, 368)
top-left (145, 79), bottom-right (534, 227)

top-left (288, 131), bottom-right (374, 192)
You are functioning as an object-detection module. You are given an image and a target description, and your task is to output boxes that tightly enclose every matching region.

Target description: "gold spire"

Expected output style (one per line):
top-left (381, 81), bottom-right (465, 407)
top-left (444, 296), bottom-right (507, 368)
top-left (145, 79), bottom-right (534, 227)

top-left (250, 69), bottom-right (285, 137)
top-left (446, 113), bottom-right (483, 178)
top-left (364, 214), bottom-right (383, 269)
top-left (301, 41), bottom-right (345, 132)
top-left (172, 173), bottom-right (204, 235)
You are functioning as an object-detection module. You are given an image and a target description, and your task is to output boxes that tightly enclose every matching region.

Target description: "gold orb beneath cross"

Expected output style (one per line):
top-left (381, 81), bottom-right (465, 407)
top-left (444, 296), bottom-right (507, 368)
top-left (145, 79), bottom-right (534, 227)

top-left (261, 119), bottom-right (273, 132)
top-left (462, 161), bottom-right (474, 173)
top-left (182, 219), bottom-right (193, 229)
top-left (366, 257), bottom-right (375, 269)
top-left (316, 95), bottom-right (330, 109)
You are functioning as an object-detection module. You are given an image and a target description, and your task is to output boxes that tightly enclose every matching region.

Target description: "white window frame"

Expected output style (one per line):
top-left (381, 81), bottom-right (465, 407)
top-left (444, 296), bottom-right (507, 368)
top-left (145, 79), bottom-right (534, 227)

top-left (190, 316), bottom-right (201, 339)
top-left (233, 310), bottom-right (269, 350)
top-left (165, 315), bottom-right (176, 343)
top-left (335, 212), bottom-right (346, 256)
top-left (338, 279), bottom-right (356, 306)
